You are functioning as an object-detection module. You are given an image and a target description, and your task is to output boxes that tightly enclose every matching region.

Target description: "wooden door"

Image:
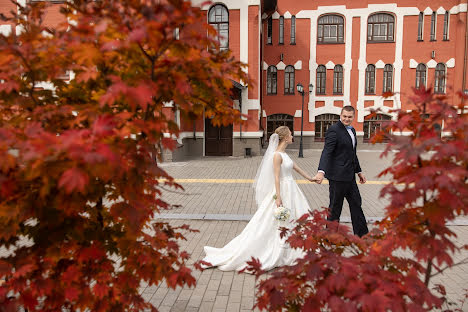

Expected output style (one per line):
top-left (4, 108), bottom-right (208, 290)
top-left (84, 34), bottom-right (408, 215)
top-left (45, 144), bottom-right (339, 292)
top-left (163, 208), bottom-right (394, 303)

top-left (205, 119), bottom-right (233, 156)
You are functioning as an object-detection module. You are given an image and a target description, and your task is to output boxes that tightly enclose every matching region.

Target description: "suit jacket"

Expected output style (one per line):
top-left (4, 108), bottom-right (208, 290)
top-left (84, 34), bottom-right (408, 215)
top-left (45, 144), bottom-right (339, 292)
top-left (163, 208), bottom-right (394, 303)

top-left (318, 121), bottom-right (362, 182)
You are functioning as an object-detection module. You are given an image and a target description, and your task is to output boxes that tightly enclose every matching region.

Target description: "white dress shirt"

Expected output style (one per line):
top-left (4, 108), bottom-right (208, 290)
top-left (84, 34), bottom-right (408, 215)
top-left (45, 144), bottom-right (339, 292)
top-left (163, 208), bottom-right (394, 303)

top-left (318, 121), bottom-right (359, 175)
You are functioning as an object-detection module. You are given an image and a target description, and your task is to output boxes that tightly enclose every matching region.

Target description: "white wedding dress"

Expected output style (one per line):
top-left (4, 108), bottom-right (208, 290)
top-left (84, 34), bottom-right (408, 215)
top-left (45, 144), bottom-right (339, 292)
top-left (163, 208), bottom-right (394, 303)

top-left (202, 149), bottom-right (311, 272)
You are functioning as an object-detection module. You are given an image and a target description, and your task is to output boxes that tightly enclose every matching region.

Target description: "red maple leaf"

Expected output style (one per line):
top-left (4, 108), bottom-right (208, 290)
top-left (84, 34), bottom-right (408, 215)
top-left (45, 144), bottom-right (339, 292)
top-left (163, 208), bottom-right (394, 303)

top-left (58, 167), bottom-right (89, 194)
top-left (93, 283), bottom-right (109, 299)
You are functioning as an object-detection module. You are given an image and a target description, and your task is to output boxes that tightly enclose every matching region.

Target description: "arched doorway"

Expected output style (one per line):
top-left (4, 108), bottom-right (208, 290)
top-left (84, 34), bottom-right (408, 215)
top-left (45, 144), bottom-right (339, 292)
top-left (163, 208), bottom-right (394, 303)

top-left (363, 114), bottom-right (391, 142)
top-left (315, 114), bottom-right (340, 141)
top-left (266, 114), bottom-right (294, 141)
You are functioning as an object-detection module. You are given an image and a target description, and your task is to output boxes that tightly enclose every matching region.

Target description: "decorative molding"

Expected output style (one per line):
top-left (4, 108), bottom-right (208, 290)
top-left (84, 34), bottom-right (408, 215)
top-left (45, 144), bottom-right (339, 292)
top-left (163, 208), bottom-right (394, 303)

top-left (284, 11), bottom-right (292, 19)
top-left (293, 131), bottom-right (315, 136)
top-left (446, 58), bottom-right (455, 68)
top-left (427, 59), bottom-right (437, 68)
top-left (436, 7), bottom-right (446, 14)
top-left (272, 11), bottom-right (280, 19)
top-left (276, 61), bottom-right (286, 70)
top-left (424, 7), bottom-right (433, 15)
top-left (263, 61), bottom-right (269, 70)
top-left (409, 59), bottom-right (419, 68)
top-left (294, 60), bottom-right (302, 70)
top-left (294, 110), bottom-right (302, 118)
top-left (233, 131), bottom-right (263, 138)
top-left (325, 61), bottom-right (335, 69)
top-left (375, 60), bottom-right (385, 69)
top-left (450, 3), bottom-right (467, 14)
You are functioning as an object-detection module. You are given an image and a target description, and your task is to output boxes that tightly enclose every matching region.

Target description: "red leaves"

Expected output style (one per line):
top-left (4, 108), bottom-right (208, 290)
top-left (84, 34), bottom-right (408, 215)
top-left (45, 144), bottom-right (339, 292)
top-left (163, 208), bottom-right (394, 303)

top-left (65, 287), bottom-right (80, 302)
top-left (93, 283), bottom-right (109, 299)
top-left (77, 245), bottom-right (106, 263)
top-left (251, 88), bottom-right (468, 311)
top-left (92, 115), bottom-right (115, 137)
top-left (58, 167), bottom-right (89, 194)
top-left (0, 0), bottom-right (249, 309)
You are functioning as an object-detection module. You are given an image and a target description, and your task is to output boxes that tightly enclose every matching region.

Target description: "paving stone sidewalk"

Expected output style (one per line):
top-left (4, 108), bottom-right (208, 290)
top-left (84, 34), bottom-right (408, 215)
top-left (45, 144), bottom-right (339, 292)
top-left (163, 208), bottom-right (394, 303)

top-left (141, 149), bottom-right (468, 312)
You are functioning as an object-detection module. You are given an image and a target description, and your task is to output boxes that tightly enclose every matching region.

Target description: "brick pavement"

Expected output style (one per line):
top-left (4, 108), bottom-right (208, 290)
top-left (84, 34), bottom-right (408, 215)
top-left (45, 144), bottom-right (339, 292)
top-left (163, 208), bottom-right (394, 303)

top-left (144, 149), bottom-right (468, 311)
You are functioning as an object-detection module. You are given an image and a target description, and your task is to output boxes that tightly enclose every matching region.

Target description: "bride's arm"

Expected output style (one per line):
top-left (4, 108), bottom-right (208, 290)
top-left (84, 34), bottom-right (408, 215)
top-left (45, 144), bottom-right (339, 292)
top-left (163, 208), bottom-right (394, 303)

top-left (293, 163), bottom-right (314, 181)
top-left (273, 153), bottom-right (283, 206)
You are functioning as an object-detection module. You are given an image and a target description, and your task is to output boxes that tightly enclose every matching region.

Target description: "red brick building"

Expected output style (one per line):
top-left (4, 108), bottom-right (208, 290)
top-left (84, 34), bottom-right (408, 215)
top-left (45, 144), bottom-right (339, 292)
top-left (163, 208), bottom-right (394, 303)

top-left (262, 0), bottom-right (468, 153)
top-left (2, 0), bottom-right (468, 159)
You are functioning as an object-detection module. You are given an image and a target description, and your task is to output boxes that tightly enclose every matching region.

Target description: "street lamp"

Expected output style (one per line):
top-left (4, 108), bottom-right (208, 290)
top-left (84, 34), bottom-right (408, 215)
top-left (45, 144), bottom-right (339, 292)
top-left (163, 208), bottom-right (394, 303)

top-left (296, 83), bottom-right (313, 158)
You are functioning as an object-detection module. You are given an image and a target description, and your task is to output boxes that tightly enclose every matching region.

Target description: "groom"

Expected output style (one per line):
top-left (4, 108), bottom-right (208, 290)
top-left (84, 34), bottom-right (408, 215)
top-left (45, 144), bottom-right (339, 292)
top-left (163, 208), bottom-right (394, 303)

top-left (313, 106), bottom-right (369, 237)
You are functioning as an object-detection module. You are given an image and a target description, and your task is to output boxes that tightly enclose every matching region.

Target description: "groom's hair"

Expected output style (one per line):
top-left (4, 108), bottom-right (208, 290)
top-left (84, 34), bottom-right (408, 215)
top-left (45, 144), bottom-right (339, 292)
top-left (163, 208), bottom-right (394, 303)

top-left (341, 106), bottom-right (355, 114)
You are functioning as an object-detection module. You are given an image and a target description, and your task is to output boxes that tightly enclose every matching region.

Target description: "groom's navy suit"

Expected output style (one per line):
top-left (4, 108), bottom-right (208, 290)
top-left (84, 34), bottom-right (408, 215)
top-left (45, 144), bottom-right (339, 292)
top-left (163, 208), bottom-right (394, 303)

top-left (318, 121), bottom-right (369, 237)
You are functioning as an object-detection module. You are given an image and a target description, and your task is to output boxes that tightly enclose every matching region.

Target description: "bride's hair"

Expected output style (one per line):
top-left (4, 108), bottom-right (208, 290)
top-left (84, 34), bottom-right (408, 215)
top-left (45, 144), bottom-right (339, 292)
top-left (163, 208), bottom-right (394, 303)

top-left (275, 126), bottom-right (290, 142)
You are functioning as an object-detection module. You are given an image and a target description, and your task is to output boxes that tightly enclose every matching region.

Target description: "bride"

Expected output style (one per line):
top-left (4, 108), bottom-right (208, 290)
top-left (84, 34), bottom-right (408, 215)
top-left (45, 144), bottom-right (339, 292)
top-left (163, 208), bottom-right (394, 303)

top-left (202, 126), bottom-right (316, 272)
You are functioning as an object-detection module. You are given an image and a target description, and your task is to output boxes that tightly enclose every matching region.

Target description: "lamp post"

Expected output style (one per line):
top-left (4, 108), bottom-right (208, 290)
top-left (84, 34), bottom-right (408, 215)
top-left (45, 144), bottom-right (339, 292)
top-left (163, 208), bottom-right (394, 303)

top-left (296, 83), bottom-right (313, 158)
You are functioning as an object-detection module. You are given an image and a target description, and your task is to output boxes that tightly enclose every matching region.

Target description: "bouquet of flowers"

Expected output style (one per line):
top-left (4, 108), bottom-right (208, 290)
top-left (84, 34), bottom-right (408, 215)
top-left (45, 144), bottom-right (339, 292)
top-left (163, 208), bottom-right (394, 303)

top-left (273, 205), bottom-right (291, 222)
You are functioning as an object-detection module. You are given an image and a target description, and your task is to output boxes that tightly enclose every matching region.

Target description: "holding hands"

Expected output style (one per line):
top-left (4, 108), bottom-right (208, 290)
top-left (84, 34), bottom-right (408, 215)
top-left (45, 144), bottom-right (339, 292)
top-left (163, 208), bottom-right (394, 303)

top-left (310, 172), bottom-right (324, 184)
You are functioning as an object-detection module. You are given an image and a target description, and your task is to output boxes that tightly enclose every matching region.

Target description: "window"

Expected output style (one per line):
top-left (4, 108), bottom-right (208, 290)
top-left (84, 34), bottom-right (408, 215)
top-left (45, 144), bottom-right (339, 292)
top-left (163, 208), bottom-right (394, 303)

top-left (315, 114), bottom-right (340, 141)
top-left (279, 16), bottom-right (284, 44)
top-left (367, 13), bottom-right (394, 42)
top-left (430, 11), bottom-right (436, 41)
top-left (443, 11), bottom-right (449, 40)
top-left (267, 114), bottom-right (293, 141)
top-left (284, 66), bottom-right (295, 94)
top-left (267, 17), bottom-right (272, 44)
top-left (318, 14), bottom-right (344, 43)
top-left (333, 65), bottom-right (343, 94)
top-left (418, 12), bottom-right (424, 41)
top-left (415, 63), bottom-right (427, 89)
top-left (365, 64), bottom-right (376, 94)
top-left (208, 4), bottom-right (229, 50)
top-left (383, 64), bottom-right (393, 93)
top-left (267, 66), bottom-right (277, 95)
top-left (316, 65), bottom-right (326, 94)
top-left (291, 15), bottom-right (296, 44)
top-left (363, 114), bottom-right (391, 142)
top-left (434, 63), bottom-right (446, 94)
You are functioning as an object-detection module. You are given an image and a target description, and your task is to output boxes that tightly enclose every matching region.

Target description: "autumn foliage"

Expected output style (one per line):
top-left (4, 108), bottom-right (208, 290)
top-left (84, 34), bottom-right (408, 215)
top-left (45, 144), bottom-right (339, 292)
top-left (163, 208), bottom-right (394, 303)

top-left (247, 88), bottom-right (468, 311)
top-left (0, 0), bottom-right (247, 311)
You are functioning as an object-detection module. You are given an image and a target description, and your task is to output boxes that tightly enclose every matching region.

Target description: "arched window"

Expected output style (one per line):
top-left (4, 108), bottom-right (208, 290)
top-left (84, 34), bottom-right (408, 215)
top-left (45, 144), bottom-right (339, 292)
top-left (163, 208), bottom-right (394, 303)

top-left (333, 65), bottom-right (343, 94)
top-left (430, 11), bottom-right (436, 41)
top-left (267, 66), bottom-right (277, 95)
top-left (418, 12), bottom-right (424, 41)
top-left (434, 63), bottom-right (446, 94)
top-left (316, 65), bottom-right (326, 95)
top-left (279, 16), bottom-right (284, 44)
top-left (208, 4), bottom-right (229, 50)
top-left (367, 13), bottom-right (394, 42)
top-left (284, 65), bottom-right (295, 94)
top-left (415, 63), bottom-right (427, 89)
top-left (363, 114), bottom-right (391, 142)
top-left (318, 14), bottom-right (344, 43)
top-left (365, 64), bottom-right (376, 94)
top-left (267, 114), bottom-right (293, 140)
top-left (315, 114), bottom-right (340, 141)
top-left (443, 11), bottom-right (449, 41)
top-left (383, 64), bottom-right (393, 93)
top-left (291, 16), bottom-right (296, 44)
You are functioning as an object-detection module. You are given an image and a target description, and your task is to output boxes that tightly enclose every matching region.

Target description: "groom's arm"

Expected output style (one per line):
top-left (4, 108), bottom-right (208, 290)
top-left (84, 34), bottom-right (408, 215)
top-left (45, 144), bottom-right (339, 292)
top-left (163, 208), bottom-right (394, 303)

top-left (354, 153), bottom-right (362, 173)
top-left (318, 129), bottom-right (337, 173)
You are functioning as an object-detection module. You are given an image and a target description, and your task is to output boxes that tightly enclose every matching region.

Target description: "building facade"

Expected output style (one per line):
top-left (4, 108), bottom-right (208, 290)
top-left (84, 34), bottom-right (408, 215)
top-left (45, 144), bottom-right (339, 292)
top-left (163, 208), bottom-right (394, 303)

top-left (2, 0), bottom-right (468, 159)
top-left (262, 0), bottom-right (468, 151)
